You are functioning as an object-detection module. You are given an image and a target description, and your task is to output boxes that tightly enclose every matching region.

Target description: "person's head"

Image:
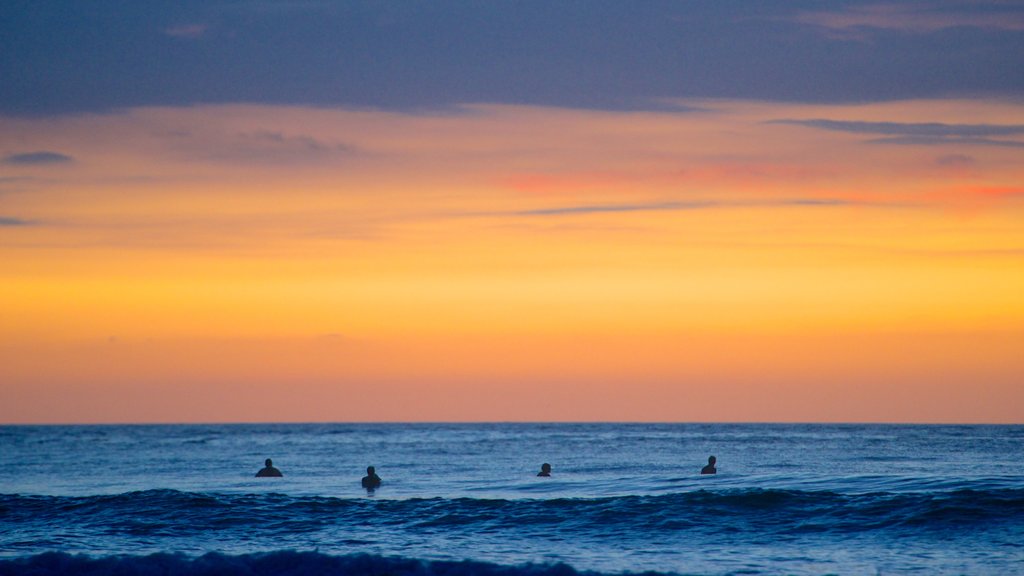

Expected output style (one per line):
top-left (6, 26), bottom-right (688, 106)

top-left (265, 458), bottom-right (273, 467)
top-left (708, 456), bottom-right (716, 465)
top-left (367, 466), bottom-right (375, 475)
top-left (541, 463), bottom-right (551, 473)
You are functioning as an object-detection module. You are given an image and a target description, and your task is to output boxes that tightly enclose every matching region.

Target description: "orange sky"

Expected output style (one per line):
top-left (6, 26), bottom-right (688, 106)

top-left (2, 99), bottom-right (1023, 423)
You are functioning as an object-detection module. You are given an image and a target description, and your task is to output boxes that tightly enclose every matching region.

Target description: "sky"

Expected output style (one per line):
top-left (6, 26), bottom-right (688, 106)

top-left (1, 1), bottom-right (1023, 424)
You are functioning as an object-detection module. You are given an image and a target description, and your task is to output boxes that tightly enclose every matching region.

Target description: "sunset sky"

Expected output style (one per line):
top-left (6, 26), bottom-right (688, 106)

top-left (2, 1), bottom-right (1023, 423)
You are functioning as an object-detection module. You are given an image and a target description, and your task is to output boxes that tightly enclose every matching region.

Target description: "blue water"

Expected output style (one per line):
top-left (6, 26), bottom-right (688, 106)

top-left (1, 423), bottom-right (1022, 575)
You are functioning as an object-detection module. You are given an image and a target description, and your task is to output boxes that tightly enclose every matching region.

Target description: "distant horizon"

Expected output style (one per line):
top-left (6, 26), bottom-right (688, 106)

top-left (3, 420), bottom-right (1021, 426)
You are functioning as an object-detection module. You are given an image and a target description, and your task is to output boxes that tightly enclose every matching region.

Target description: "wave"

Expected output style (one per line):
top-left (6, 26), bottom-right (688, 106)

top-left (3, 491), bottom-right (1022, 575)
top-left (3, 487), bottom-right (1023, 537)
top-left (0, 551), bottom-right (623, 576)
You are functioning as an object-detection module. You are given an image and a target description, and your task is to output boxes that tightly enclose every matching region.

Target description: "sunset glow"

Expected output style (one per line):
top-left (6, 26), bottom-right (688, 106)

top-left (2, 3), bottom-right (1023, 423)
top-left (3, 99), bottom-right (1022, 424)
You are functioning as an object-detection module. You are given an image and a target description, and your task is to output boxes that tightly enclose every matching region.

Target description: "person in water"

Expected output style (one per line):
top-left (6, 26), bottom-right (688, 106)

top-left (537, 463), bottom-right (552, 477)
top-left (361, 466), bottom-right (382, 489)
top-left (255, 458), bottom-right (283, 477)
top-left (701, 455), bottom-right (717, 475)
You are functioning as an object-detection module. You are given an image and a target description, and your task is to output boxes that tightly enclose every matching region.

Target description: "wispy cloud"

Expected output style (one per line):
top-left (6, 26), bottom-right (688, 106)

top-left (960, 186), bottom-right (1024, 199)
top-left (772, 119), bottom-right (1024, 148)
top-left (771, 119), bottom-right (1024, 138)
top-left (476, 198), bottom-right (858, 218)
top-left (0, 216), bottom-right (33, 226)
top-left (793, 2), bottom-right (1024, 34)
top-left (936, 154), bottom-right (975, 167)
top-left (214, 131), bottom-right (354, 163)
top-left (3, 151), bottom-right (74, 165)
top-left (867, 136), bottom-right (1024, 148)
top-left (224, 1), bottom-right (338, 15)
top-left (164, 24), bottom-right (208, 39)
top-left (240, 131), bottom-right (340, 153)
top-left (169, 129), bottom-right (356, 165)
top-left (516, 201), bottom-right (715, 216)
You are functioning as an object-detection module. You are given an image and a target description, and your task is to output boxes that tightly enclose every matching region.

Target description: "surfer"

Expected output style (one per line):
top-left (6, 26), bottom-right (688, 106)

top-left (537, 463), bottom-right (552, 477)
top-left (255, 458), bottom-right (283, 477)
top-left (701, 455), bottom-right (717, 475)
top-left (361, 466), bottom-right (382, 489)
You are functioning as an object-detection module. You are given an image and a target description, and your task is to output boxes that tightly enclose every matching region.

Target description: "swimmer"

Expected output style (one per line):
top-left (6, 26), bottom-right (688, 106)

top-left (361, 466), bottom-right (382, 489)
top-left (537, 463), bottom-right (552, 477)
top-left (701, 455), bottom-right (717, 475)
top-left (255, 458), bottom-right (283, 477)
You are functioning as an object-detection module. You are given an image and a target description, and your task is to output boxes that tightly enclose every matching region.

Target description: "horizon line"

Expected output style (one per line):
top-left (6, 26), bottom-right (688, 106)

top-left (2, 420), bottom-right (1019, 427)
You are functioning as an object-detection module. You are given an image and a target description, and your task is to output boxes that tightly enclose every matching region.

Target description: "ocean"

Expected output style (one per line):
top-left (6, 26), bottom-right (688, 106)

top-left (0, 423), bottom-right (1021, 575)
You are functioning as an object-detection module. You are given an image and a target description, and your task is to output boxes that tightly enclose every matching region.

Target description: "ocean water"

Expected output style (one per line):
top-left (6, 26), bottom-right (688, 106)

top-left (0, 423), bottom-right (1022, 575)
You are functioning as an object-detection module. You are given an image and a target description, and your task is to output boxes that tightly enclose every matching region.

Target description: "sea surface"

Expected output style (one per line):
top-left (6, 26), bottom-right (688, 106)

top-left (0, 423), bottom-right (1022, 575)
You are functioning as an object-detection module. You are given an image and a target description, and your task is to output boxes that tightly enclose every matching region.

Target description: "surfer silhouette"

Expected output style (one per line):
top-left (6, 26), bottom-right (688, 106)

top-left (701, 455), bottom-right (717, 475)
top-left (537, 463), bottom-right (552, 477)
top-left (361, 466), bottom-right (382, 489)
top-left (255, 458), bottom-right (283, 477)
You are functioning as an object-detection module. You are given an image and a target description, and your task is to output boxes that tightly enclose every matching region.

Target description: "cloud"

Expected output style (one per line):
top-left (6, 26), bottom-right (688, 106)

top-left (170, 130), bottom-right (355, 165)
top-left (484, 198), bottom-right (858, 218)
top-left (3, 151), bottom-right (74, 165)
top-left (206, 131), bottom-right (355, 163)
top-left (771, 119), bottom-right (1024, 148)
top-left (0, 216), bottom-right (32, 226)
top-left (867, 136), bottom-right (1024, 149)
top-left (771, 119), bottom-right (1024, 138)
top-left (936, 154), bottom-right (975, 167)
top-left (962, 186), bottom-right (1024, 199)
top-left (223, 1), bottom-right (338, 15)
top-left (6, 3), bottom-right (1024, 115)
top-left (164, 24), bottom-right (208, 39)
top-left (240, 131), bottom-right (338, 153)
top-left (793, 2), bottom-right (1024, 33)
top-left (780, 198), bottom-right (850, 207)
top-left (516, 201), bottom-right (715, 216)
